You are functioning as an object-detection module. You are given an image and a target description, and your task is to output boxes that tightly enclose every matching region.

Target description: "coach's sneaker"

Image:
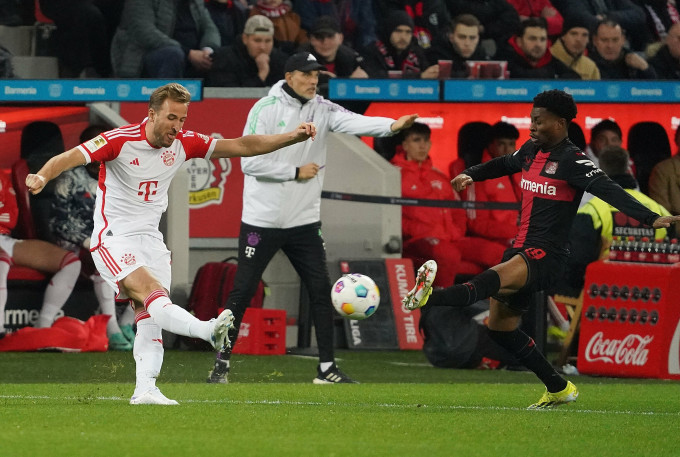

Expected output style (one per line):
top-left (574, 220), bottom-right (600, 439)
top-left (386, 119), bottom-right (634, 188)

top-left (402, 260), bottom-right (437, 310)
top-left (129, 388), bottom-right (179, 405)
top-left (206, 359), bottom-right (229, 384)
top-left (313, 363), bottom-right (358, 384)
top-left (108, 332), bottom-right (133, 351)
top-left (210, 309), bottom-right (235, 351)
top-left (527, 381), bottom-right (579, 410)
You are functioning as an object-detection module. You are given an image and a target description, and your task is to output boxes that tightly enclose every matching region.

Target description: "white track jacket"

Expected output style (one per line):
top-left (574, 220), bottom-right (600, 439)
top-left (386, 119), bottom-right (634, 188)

top-left (241, 80), bottom-right (396, 228)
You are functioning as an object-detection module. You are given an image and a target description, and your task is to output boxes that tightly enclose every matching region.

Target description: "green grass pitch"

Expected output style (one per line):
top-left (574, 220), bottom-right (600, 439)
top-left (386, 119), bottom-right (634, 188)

top-left (1, 349), bottom-right (679, 457)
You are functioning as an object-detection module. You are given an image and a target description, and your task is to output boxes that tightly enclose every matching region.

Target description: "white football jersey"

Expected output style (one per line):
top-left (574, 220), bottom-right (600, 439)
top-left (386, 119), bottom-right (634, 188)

top-left (77, 120), bottom-right (216, 248)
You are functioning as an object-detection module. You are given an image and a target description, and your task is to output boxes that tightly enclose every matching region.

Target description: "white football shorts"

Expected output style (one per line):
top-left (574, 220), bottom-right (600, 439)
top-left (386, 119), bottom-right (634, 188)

top-left (91, 234), bottom-right (171, 300)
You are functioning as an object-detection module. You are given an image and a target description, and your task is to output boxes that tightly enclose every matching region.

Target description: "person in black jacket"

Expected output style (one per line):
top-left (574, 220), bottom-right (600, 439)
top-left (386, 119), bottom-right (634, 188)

top-left (426, 14), bottom-right (489, 78)
top-left (206, 15), bottom-right (288, 87)
top-left (403, 89), bottom-right (680, 409)
top-left (361, 10), bottom-right (438, 79)
top-left (297, 16), bottom-right (368, 93)
top-left (649, 22), bottom-right (680, 79)
top-left (445, 0), bottom-right (521, 56)
top-left (589, 18), bottom-right (657, 78)
top-left (499, 18), bottom-right (581, 79)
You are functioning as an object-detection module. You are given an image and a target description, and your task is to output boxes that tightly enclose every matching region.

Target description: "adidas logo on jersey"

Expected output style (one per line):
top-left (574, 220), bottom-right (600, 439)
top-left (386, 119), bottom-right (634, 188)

top-left (130, 158), bottom-right (140, 166)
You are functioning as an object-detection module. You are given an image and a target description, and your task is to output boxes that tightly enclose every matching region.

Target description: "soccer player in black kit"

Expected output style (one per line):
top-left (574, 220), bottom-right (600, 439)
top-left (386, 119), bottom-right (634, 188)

top-left (402, 89), bottom-right (680, 409)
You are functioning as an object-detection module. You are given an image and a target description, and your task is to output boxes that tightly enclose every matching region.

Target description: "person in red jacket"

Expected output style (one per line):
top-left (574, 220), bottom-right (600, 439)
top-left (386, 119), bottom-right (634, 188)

top-left (463, 121), bottom-right (522, 247)
top-left (0, 170), bottom-right (80, 337)
top-left (505, 0), bottom-right (563, 38)
top-left (391, 122), bottom-right (505, 287)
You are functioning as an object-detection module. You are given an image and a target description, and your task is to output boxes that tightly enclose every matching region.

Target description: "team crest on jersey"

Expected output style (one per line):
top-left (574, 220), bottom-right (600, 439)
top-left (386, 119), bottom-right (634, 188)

top-left (544, 161), bottom-right (558, 174)
top-left (162, 150), bottom-right (176, 166)
top-left (121, 253), bottom-right (136, 266)
top-left (187, 153), bottom-right (233, 208)
top-left (84, 135), bottom-right (107, 152)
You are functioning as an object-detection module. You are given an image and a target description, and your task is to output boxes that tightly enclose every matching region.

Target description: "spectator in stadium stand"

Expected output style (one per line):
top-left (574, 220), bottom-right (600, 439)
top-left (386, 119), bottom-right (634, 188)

top-left (561, 145), bottom-right (672, 295)
top-left (205, 52), bottom-right (420, 385)
top-left (204, 0), bottom-right (250, 47)
top-left (293, 0), bottom-right (378, 52)
top-left (552, 0), bottom-right (648, 50)
top-left (206, 15), bottom-right (288, 87)
top-left (401, 89), bottom-right (680, 409)
top-left (461, 122), bottom-right (522, 250)
top-left (649, 22), bottom-right (680, 78)
top-left (0, 172), bottom-right (81, 337)
top-left (550, 15), bottom-right (602, 79)
top-left (48, 125), bottom-right (136, 351)
top-left (360, 10), bottom-right (439, 79)
top-left (25, 82), bottom-right (316, 405)
top-left (249, 0), bottom-right (307, 55)
top-left (297, 15), bottom-right (368, 97)
top-left (375, 0), bottom-right (451, 50)
top-left (498, 17), bottom-right (581, 79)
top-left (445, 0), bottom-right (521, 57)
top-left (506, 0), bottom-right (564, 39)
top-left (588, 18), bottom-right (657, 79)
top-left (426, 14), bottom-right (490, 78)
top-left (649, 126), bottom-right (680, 214)
top-left (580, 119), bottom-right (625, 206)
top-left (584, 119), bottom-right (623, 167)
top-left (637, 0), bottom-right (680, 56)
top-left (37, 0), bottom-right (122, 77)
top-left (110, 0), bottom-right (220, 78)
top-left (390, 122), bottom-right (507, 288)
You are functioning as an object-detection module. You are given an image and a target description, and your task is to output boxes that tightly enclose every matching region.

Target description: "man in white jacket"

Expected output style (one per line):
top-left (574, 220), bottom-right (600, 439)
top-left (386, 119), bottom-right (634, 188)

top-left (208, 52), bottom-right (418, 384)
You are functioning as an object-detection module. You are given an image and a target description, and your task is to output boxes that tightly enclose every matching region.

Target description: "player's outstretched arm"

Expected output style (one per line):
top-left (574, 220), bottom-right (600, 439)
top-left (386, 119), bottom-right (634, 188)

top-left (451, 173), bottom-right (473, 192)
top-left (653, 215), bottom-right (680, 228)
top-left (211, 122), bottom-right (316, 159)
top-left (390, 114), bottom-right (419, 132)
top-left (26, 148), bottom-right (86, 195)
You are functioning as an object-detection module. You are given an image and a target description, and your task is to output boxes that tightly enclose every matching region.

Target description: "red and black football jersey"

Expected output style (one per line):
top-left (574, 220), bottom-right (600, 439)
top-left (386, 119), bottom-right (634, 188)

top-left (464, 137), bottom-right (660, 255)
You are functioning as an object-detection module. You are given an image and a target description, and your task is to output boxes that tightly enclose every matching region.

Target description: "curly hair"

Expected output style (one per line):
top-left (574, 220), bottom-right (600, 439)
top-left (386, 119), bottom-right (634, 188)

top-left (532, 89), bottom-right (577, 122)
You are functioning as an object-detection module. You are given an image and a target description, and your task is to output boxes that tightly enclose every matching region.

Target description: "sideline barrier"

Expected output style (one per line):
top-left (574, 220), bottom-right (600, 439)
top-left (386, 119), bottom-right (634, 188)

top-left (321, 190), bottom-right (519, 210)
top-left (330, 79), bottom-right (680, 103)
top-left (0, 79), bottom-right (203, 102)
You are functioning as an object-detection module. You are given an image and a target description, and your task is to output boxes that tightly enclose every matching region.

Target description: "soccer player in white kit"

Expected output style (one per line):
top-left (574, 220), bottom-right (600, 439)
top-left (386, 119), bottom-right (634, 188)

top-left (26, 83), bottom-right (316, 405)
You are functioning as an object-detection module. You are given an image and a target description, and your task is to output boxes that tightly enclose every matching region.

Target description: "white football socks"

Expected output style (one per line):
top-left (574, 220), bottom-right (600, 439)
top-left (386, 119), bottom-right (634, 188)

top-left (0, 257), bottom-right (10, 330)
top-left (144, 289), bottom-right (212, 341)
top-left (37, 254), bottom-right (80, 328)
top-left (133, 312), bottom-right (164, 396)
top-left (91, 274), bottom-right (122, 336)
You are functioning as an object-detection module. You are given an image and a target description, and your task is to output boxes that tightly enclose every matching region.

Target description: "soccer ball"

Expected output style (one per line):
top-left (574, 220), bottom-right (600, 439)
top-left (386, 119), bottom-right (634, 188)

top-left (331, 274), bottom-right (380, 320)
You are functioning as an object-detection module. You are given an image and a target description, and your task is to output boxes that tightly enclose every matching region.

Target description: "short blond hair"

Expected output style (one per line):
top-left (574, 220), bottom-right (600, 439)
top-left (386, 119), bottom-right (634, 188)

top-left (148, 83), bottom-right (191, 112)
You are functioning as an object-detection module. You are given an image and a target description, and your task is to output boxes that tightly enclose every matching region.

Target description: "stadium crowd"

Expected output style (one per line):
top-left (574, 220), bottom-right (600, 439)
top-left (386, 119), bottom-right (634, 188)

top-left (1, 0), bottom-right (680, 82)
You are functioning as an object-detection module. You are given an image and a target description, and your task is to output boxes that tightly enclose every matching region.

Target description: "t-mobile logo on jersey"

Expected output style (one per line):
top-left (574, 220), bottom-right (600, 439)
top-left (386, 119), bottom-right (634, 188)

top-left (244, 246), bottom-right (256, 258)
top-left (138, 181), bottom-right (159, 202)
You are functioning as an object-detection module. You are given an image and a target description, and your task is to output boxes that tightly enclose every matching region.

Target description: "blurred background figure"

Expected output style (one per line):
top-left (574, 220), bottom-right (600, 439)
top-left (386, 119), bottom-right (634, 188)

top-left (111, 0), bottom-right (220, 78)
top-left (49, 125), bottom-right (135, 350)
top-left (361, 10), bottom-right (438, 79)
top-left (0, 172), bottom-right (81, 335)
top-left (550, 16), bottom-right (602, 79)
top-left (250, 0), bottom-right (307, 55)
top-left (207, 15), bottom-right (288, 87)
top-left (426, 14), bottom-right (490, 78)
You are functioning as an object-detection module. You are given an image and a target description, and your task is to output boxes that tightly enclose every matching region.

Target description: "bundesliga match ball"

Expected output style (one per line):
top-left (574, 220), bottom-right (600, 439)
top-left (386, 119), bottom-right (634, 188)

top-left (331, 274), bottom-right (380, 320)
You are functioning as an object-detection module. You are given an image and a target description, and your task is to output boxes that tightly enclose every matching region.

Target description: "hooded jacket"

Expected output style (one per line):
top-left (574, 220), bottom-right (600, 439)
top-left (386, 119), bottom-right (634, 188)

top-left (390, 151), bottom-right (466, 243)
top-left (240, 80), bottom-right (396, 228)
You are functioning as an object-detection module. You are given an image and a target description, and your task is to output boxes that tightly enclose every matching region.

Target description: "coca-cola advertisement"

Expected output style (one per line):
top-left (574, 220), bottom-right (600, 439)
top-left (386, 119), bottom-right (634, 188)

top-left (578, 260), bottom-right (680, 380)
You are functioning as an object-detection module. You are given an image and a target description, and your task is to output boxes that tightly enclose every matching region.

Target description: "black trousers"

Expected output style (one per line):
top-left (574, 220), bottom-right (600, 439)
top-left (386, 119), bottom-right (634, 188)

top-left (225, 221), bottom-right (335, 362)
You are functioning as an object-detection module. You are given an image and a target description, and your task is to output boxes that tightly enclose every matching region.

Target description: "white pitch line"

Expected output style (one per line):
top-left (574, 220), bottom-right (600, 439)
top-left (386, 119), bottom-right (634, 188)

top-left (1, 395), bottom-right (678, 416)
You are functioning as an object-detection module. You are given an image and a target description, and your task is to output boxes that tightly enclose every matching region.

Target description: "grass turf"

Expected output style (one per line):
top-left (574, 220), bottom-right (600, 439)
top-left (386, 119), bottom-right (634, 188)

top-left (0, 350), bottom-right (678, 457)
